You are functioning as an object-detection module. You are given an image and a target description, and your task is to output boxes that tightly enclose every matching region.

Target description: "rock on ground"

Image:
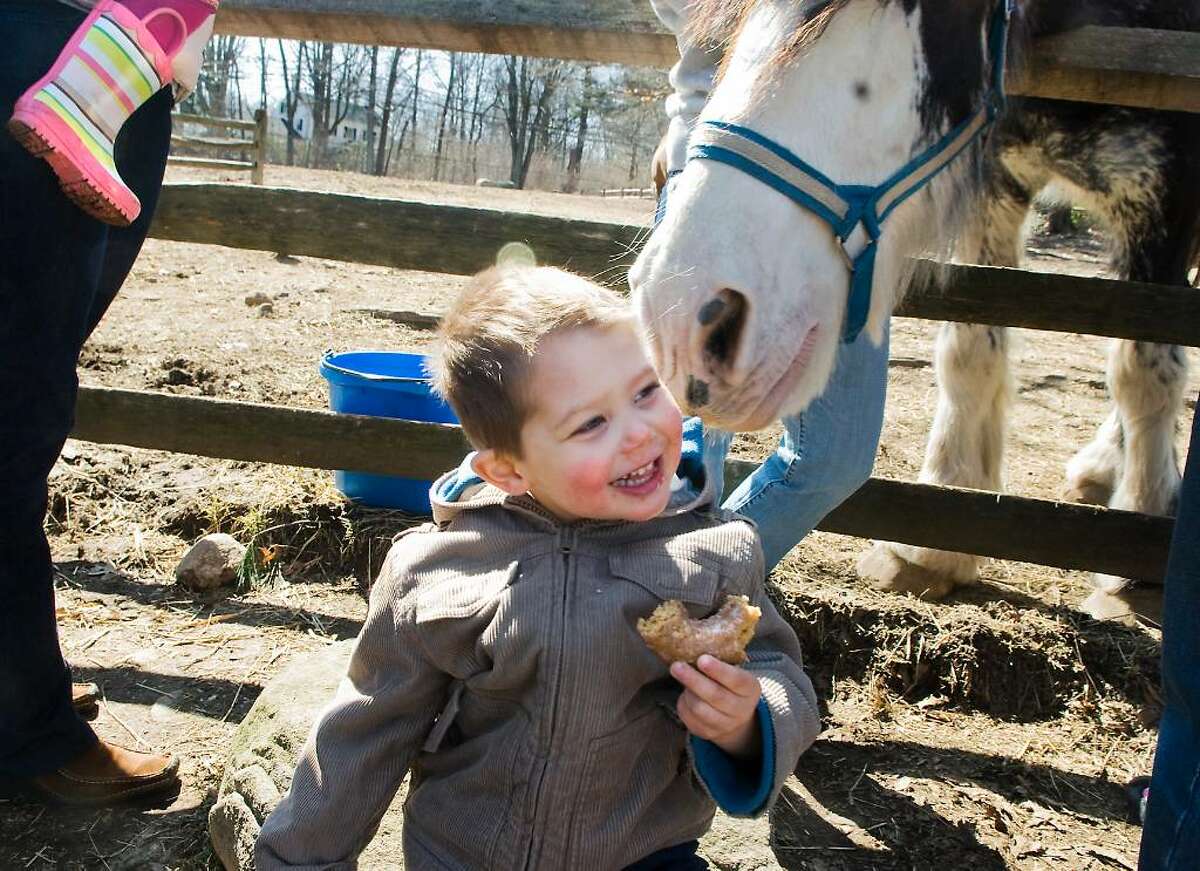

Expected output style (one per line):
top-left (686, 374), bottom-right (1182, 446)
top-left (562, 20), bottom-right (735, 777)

top-left (209, 641), bottom-right (780, 870)
top-left (176, 533), bottom-right (245, 590)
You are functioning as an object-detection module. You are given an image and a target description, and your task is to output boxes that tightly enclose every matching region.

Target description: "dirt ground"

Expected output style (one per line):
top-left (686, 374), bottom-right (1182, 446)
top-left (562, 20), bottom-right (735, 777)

top-left (0, 163), bottom-right (1195, 870)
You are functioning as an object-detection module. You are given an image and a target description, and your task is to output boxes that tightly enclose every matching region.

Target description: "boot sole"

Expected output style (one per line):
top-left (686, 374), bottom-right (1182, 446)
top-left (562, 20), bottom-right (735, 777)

top-left (7, 116), bottom-right (133, 227)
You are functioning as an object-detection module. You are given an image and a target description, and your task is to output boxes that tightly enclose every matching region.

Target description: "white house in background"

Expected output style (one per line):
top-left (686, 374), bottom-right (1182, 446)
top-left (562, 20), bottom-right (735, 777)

top-left (271, 96), bottom-right (373, 148)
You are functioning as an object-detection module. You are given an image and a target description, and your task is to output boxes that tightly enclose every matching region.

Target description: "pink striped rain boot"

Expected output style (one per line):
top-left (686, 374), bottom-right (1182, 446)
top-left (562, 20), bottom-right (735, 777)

top-left (6, 0), bottom-right (218, 226)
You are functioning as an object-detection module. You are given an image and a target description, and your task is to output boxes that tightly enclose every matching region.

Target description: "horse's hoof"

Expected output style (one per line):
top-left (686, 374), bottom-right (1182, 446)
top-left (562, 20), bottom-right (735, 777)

top-left (1064, 479), bottom-right (1113, 506)
top-left (857, 543), bottom-right (959, 600)
top-left (1081, 579), bottom-right (1163, 624)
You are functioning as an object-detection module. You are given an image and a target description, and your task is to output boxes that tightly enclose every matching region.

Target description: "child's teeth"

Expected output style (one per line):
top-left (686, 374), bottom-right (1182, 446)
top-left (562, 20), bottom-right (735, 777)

top-left (616, 461), bottom-right (655, 487)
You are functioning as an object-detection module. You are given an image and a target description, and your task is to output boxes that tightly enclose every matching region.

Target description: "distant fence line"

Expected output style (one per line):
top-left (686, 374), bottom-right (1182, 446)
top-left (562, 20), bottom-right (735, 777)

top-left (170, 109), bottom-right (268, 185)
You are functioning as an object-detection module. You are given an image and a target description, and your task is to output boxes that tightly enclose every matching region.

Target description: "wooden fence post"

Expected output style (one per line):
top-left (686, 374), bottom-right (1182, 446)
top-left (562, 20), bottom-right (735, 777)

top-left (252, 108), bottom-right (267, 185)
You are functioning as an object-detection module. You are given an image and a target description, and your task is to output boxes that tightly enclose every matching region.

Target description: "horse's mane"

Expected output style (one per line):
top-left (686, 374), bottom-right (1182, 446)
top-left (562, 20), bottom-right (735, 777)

top-left (687, 0), bottom-right (854, 74)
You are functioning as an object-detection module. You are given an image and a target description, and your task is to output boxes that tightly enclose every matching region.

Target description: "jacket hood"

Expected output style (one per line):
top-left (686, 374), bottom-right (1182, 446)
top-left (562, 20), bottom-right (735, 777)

top-left (429, 417), bottom-right (714, 527)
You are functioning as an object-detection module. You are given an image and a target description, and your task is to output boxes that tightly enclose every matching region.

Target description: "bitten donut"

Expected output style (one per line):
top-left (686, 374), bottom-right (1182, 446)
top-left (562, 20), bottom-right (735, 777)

top-left (637, 594), bottom-right (761, 665)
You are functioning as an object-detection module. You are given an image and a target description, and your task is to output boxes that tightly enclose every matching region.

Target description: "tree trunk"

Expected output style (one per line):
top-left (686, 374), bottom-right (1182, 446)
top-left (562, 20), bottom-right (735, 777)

top-left (277, 40), bottom-right (305, 167)
top-left (564, 68), bottom-right (592, 194)
top-left (503, 56), bottom-right (528, 187)
top-left (365, 46), bottom-right (378, 174)
top-left (258, 39), bottom-right (268, 111)
top-left (626, 112), bottom-right (644, 183)
top-left (410, 51), bottom-right (422, 157)
top-left (375, 49), bottom-right (402, 176)
top-left (307, 43), bottom-right (333, 167)
top-left (433, 54), bottom-right (458, 182)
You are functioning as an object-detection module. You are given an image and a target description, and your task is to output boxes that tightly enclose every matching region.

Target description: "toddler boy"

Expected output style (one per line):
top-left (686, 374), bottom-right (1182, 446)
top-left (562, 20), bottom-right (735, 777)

top-left (256, 266), bottom-right (820, 869)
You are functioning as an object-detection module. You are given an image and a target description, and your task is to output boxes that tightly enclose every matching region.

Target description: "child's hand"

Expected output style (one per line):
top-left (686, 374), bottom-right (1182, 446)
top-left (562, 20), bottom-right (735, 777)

top-left (671, 654), bottom-right (762, 758)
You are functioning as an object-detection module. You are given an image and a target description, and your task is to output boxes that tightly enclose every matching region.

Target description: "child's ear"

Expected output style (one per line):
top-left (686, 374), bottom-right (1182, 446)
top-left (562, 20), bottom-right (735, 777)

top-left (471, 449), bottom-right (529, 496)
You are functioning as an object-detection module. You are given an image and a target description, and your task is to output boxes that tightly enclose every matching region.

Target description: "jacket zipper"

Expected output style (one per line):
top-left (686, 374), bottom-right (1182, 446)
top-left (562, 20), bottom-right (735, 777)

top-left (522, 530), bottom-right (575, 869)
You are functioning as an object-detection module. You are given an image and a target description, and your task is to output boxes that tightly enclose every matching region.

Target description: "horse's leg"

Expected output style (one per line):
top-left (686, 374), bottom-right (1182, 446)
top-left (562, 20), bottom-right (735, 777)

top-left (858, 323), bottom-right (1013, 596)
top-left (1080, 338), bottom-right (1185, 625)
top-left (1071, 117), bottom-right (1199, 619)
top-left (1065, 408), bottom-right (1123, 505)
top-left (859, 171), bottom-right (1031, 598)
top-left (1086, 339), bottom-right (1185, 595)
top-left (1083, 285), bottom-right (1190, 618)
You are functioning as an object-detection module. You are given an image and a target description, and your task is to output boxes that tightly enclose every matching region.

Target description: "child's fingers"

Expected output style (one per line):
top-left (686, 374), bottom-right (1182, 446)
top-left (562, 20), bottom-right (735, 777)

top-left (678, 690), bottom-right (732, 737)
top-left (672, 658), bottom-right (759, 711)
top-left (670, 661), bottom-right (728, 710)
top-left (695, 655), bottom-right (760, 697)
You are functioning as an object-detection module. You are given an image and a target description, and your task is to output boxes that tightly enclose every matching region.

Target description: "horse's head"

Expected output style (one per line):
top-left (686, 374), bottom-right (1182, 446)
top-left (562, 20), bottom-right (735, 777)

top-left (630, 0), bottom-right (1010, 429)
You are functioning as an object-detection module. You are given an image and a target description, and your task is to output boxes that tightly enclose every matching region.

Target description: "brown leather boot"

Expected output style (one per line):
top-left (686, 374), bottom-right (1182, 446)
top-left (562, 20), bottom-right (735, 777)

top-left (24, 740), bottom-right (181, 807)
top-left (71, 682), bottom-right (100, 720)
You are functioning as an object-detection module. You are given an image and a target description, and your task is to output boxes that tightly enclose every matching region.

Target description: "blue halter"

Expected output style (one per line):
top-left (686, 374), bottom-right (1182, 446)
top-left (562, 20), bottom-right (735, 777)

top-left (685, 0), bottom-right (1017, 343)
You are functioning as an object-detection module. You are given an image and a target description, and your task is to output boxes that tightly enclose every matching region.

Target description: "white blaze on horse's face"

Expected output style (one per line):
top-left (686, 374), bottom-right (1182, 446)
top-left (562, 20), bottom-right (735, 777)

top-left (630, 0), bottom-right (938, 431)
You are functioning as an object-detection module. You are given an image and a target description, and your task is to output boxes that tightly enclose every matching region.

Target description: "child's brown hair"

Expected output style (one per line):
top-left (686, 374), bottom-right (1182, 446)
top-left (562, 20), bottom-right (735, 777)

top-left (427, 266), bottom-right (634, 456)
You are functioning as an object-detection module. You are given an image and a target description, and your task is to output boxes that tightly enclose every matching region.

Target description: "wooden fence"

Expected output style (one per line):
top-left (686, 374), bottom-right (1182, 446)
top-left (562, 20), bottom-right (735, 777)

top-left (169, 109), bottom-right (268, 185)
top-left (67, 2), bottom-right (1200, 581)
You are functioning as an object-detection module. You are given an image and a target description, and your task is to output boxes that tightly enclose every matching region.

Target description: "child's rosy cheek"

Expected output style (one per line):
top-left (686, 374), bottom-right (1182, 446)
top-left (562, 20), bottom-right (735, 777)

top-left (567, 460), bottom-right (613, 493)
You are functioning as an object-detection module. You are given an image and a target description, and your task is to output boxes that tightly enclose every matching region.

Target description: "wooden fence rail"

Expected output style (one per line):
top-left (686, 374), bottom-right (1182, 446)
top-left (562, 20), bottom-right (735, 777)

top-left (169, 110), bottom-right (268, 185)
top-left (212, 2), bottom-right (1200, 113)
top-left (72, 386), bottom-right (1175, 580)
top-left (149, 184), bottom-right (1200, 348)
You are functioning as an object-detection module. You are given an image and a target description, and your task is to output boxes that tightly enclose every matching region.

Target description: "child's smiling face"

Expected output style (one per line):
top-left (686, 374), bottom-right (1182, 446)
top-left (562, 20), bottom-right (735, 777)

top-left (505, 321), bottom-right (683, 523)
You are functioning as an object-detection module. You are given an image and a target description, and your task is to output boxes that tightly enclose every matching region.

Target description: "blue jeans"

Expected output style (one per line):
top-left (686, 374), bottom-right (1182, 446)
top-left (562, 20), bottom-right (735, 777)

top-left (701, 328), bottom-right (890, 571)
top-left (1139, 397), bottom-right (1200, 869)
top-left (0, 1), bottom-right (173, 776)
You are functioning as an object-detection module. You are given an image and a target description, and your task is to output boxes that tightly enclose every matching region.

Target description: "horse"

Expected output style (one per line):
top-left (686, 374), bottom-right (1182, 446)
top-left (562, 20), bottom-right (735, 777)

top-left (629, 0), bottom-right (1200, 614)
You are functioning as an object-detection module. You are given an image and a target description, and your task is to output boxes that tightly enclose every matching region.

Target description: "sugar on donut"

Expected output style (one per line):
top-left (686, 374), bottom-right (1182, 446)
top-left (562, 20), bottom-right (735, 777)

top-left (637, 594), bottom-right (761, 665)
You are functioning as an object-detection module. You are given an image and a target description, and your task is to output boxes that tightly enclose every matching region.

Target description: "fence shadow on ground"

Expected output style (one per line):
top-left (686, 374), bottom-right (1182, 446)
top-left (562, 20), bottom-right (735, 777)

top-left (772, 735), bottom-right (1132, 869)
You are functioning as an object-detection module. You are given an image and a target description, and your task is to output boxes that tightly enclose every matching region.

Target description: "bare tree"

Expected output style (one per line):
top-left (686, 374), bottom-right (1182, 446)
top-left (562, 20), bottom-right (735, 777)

top-left (433, 53), bottom-right (460, 181)
top-left (179, 34), bottom-right (243, 117)
top-left (208, 35), bottom-right (243, 117)
top-left (374, 49), bottom-right (404, 176)
top-left (277, 40), bottom-right (306, 166)
top-left (305, 43), bottom-right (365, 167)
top-left (364, 46), bottom-right (379, 174)
top-left (409, 50), bottom-right (422, 157)
top-left (563, 67), bottom-right (595, 193)
top-left (257, 39), bottom-right (269, 111)
top-left (499, 56), bottom-right (565, 188)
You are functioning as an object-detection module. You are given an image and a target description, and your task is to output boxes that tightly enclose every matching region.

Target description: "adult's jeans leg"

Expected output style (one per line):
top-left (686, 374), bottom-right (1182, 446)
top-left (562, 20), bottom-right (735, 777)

top-left (1139, 400), bottom-right (1200, 869)
top-left (0, 3), bottom-right (172, 776)
top-left (0, 1), bottom-right (107, 776)
top-left (703, 327), bottom-right (890, 571)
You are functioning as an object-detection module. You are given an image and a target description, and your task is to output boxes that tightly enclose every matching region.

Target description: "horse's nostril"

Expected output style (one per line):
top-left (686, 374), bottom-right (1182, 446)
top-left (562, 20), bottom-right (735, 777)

top-left (687, 376), bottom-right (710, 408)
top-left (701, 289), bottom-right (748, 375)
top-left (698, 298), bottom-right (727, 326)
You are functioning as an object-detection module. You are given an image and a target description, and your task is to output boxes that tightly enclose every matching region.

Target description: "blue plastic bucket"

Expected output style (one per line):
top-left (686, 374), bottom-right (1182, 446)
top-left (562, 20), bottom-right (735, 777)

top-left (319, 351), bottom-right (458, 513)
